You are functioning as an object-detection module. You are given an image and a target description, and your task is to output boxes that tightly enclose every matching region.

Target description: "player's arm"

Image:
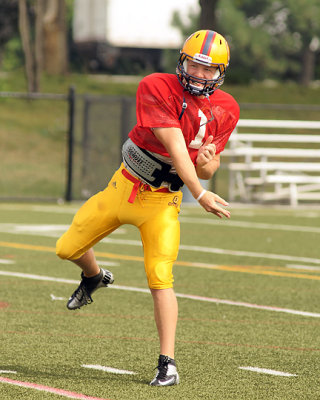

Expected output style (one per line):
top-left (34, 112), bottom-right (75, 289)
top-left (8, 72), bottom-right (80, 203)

top-left (152, 127), bottom-right (230, 219)
top-left (196, 135), bottom-right (220, 179)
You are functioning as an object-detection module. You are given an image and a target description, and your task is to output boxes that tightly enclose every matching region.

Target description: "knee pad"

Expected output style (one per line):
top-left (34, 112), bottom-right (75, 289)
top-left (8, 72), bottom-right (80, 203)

top-left (55, 237), bottom-right (72, 260)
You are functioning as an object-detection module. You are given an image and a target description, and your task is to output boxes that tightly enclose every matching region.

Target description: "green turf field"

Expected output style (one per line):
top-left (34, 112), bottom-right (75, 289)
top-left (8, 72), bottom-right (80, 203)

top-left (0, 202), bottom-right (320, 399)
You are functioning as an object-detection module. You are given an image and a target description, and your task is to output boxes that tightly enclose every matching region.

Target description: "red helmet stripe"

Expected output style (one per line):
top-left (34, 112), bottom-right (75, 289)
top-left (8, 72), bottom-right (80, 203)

top-left (200, 31), bottom-right (216, 56)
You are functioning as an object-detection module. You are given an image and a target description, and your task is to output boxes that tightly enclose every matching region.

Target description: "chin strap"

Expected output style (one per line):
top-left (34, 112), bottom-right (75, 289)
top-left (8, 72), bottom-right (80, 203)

top-left (178, 92), bottom-right (188, 120)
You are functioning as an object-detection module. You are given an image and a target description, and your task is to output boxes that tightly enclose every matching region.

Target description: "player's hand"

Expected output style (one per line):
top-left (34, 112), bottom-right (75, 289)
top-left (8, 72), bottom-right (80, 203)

top-left (198, 190), bottom-right (230, 219)
top-left (196, 136), bottom-right (216, 167)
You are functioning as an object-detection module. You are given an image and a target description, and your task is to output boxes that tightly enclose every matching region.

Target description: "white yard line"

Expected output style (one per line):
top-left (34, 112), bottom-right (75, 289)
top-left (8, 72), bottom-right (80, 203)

top-left (178, 243), bottom-right (320, 265)
top-left (0, 271), bottom-right (80, 284)
top-left (0, 204), bottom-right (80, 214)
top-left (50, 294), bottom-right (67, 301)
top-left (96, 260), bottom-right (120, 267)
top-left (1, 270), bottom-right (320, 318)
top-left (1, 219), bottom-right (320, 235)
top-left (82, 364), bottom-right (136, 375)
top-left (0, 259), bottom-right (15, 264)
top-left (0, 223), bottom-right (126, 237)
top-left (179, 216), bottom-right (320, 234)
top-left (1, 223), bottom-right (320, 264)
top-left (102, 238), bottom-right (320, 265)
top-left (287, 264), bottom-right (320, 271)
top-left (0, 370), bottom-right (17, 374)
top-left (239, 366), bottom-right (297, 377)
top-left (173, 291), bottom-right (320, 318)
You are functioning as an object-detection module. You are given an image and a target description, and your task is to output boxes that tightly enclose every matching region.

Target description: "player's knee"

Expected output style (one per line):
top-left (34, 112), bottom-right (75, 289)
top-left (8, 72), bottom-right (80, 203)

top-left (148, 281), bottom-right (173, 290)
top-left (56, 237), bottom-right (72, 260)
top-left (146, 263), bottom-right (174, 289)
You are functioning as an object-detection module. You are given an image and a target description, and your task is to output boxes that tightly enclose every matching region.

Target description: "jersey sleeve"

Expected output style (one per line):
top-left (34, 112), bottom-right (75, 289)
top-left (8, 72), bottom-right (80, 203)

top-left (136, 74), bottom-right (181, 129)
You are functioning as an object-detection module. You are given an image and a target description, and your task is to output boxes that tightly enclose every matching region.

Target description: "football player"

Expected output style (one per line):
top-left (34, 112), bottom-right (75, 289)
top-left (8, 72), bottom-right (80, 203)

top-left (56, 29), bottom-right (240, 386)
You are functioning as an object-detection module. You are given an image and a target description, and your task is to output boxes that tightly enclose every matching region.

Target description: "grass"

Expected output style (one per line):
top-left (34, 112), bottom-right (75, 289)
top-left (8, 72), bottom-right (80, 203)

top-left (0, 202), bottom-right (320, 399)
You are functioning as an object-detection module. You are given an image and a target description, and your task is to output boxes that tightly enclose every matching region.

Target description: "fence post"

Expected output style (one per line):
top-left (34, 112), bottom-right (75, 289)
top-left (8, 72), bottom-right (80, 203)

top-left (65, 86), bottom-right (76, 202)
top-left (120, 97), bottom-right (132, 162)
top-left (81, 95), bottom-right (90, 185)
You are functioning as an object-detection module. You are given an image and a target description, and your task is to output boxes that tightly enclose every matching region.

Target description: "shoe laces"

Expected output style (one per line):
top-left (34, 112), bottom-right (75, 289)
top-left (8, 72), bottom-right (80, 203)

top-left (155, 356), bottom-right (171, 380)
top-left (74, 282), bottom-right (93, 304)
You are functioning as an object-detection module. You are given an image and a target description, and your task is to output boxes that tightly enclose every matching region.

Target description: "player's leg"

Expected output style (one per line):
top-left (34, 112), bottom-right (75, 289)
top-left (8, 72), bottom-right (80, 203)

top-left (138, 192), bottom-right (182, 386)
top-left (72, 248), bottom-right (99, 277)
top-left (150, 287), bottom-right (178, 359)
top-left (56, 167), bottom-right (125, 309)
top-left (62, 248), bottom-right (114, 310)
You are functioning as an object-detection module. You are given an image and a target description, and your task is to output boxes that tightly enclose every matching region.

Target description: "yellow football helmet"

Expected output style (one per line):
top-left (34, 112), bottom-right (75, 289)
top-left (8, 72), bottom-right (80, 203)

top-left (176, 30), bottom-right (230, 96)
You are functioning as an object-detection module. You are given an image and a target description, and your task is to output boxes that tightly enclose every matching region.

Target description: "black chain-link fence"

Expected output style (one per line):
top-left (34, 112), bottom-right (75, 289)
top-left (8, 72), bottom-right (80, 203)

top-left (0, 89), bottom-right (137, 202)
top-left (80, 95), bottom-right (136, 198)
top-left (0, 90), bottom-right (71, 202)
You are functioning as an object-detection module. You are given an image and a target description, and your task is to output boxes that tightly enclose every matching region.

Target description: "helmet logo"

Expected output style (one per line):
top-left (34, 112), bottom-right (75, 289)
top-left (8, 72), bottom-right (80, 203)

top-left (194, 53), bottom-right (212, 64)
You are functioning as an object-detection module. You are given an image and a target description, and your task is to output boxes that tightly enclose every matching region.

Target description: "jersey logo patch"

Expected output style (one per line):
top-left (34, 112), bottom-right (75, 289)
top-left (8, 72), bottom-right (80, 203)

top-left (168, 196), bottom-right (179, 207)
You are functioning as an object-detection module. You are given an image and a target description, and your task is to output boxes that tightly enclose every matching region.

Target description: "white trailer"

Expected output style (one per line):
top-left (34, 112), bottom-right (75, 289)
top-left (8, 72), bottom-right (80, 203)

top-left (73, 0), bottom-right (199, 71)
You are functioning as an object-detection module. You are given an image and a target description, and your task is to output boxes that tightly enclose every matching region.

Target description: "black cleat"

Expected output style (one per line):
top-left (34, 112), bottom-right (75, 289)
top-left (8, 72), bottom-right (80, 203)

top-left (150, 355), bottom-right (180, 386)
top-left (67, 268), bottom-right (114, 310)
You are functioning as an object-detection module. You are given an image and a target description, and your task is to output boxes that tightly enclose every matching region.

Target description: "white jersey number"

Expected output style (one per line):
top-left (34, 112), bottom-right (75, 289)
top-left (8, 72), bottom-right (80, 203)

top-left (188, 109), bottom-right (207, 149)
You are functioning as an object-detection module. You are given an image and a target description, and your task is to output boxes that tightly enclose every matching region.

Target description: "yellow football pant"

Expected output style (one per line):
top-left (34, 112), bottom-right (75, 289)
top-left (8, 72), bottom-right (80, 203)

top-left (56, 165), bottom-right (183, 289)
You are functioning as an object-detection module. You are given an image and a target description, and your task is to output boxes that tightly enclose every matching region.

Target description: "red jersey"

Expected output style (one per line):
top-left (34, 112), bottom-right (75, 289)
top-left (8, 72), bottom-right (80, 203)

top-left (129, 73), bottom-right (240, 164)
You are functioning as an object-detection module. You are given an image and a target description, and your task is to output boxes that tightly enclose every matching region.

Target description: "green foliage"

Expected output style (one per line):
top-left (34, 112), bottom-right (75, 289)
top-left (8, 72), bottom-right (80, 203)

top-left (0, 0), bottom-right (18, 47)
top-left (1, 36), bottom-right (24, 72)
top-left (171, 0), bottom-right (320, 83)
top-left (226, 0), bottom-right (320, 82)
top-left (2, 1), bottom-right (319, 84)
top-left (171, 8), bottom-right (199, 38)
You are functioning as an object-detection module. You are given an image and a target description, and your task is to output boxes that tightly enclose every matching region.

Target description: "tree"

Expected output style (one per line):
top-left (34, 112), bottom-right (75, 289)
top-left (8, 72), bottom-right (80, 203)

top-left (42, 0), bottom-right (68, 75)
top-left (18, 0), bottom-right (39, 92)
top-left (223, 0), bottom-right (320, 84)
top-left (283, 0), bottom-right (320, 85)
top-left (199, 0), bottom-right (219, 30)
top-left (18, 0), bottom-right (68, 92)
top-left (217, 0), bottom-right (277, 83)
top-left (171, 0), bottom-right (220, 38)
top-left (0, 0), bottom-right (19, 65)
top-left (172, 0), bottom-right (320, 84)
